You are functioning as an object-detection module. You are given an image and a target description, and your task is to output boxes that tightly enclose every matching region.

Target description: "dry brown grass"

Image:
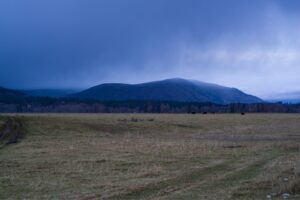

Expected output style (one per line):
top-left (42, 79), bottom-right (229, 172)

top-left (0, 113), bottom-right (299, 199)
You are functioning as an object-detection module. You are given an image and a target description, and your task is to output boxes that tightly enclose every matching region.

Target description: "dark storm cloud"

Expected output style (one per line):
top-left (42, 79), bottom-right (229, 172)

top-left (0, 0), bottom-right (300, 96)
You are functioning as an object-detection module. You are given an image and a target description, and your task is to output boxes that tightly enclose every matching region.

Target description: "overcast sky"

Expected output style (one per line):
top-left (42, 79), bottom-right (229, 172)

top-left (1, 0), bottom-right (300, 98)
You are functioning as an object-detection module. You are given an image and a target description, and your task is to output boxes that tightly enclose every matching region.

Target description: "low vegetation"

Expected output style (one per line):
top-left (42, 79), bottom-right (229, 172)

top-left (0, 114), bottom-right (300, 199)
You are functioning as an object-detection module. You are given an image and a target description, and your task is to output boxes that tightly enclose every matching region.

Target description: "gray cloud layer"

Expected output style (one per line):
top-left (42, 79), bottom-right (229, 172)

top-left (0, 0), bottom-right (300, 97)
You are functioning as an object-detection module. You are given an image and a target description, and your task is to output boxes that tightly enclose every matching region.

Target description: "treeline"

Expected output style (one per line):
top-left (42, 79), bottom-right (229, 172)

top-left (0, 98), bottom-right (299, 113)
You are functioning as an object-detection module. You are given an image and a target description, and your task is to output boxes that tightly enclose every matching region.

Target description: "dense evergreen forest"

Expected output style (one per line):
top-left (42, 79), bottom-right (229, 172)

top-left (0, 95), bottom-right (299, 113)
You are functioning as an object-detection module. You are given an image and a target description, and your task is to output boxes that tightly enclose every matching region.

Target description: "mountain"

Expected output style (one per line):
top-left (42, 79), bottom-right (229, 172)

top-left (23, 89), bottom-right (80, 98)
top-left (70, 78), bottom-right (263, 104)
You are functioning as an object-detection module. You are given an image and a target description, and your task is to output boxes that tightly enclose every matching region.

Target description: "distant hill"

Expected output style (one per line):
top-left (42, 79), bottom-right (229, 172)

top-left (0, 86), bottom-right (29, 104)
top-left (70, 78), bottom-right (263, 104)
top-left (23, 89), bottom-right (80, 98)
top-left (0, 87), bottom-right (25, 97)
top-left (0, 87), bottom-right (60, 104)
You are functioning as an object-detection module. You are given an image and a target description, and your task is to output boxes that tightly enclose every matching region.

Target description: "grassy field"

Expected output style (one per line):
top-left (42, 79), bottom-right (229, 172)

top-left (0, 114), bottom-right (300, 199)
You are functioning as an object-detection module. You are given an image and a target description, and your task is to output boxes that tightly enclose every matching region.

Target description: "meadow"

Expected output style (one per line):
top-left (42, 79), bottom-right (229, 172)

top-left (0, 114), bottom-right (300, 199)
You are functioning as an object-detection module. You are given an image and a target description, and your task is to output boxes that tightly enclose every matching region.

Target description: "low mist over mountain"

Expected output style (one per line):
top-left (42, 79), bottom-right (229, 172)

top-left (267, 91), bottom-right (300, 103)
top-left (70, 78), bottom-right (263, 104)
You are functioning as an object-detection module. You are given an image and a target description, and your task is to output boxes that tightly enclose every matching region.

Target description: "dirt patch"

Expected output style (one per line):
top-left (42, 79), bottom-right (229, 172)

top-left (118, 118), bottom-right (155, 122)
top-left (0, 117), bottom-right (25, 146)
top-left (222, 145), bottom-right (244, 149)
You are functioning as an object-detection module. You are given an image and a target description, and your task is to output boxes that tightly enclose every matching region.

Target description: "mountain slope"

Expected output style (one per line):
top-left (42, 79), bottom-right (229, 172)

top-left (70, 78), bottom-right (263, 104)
